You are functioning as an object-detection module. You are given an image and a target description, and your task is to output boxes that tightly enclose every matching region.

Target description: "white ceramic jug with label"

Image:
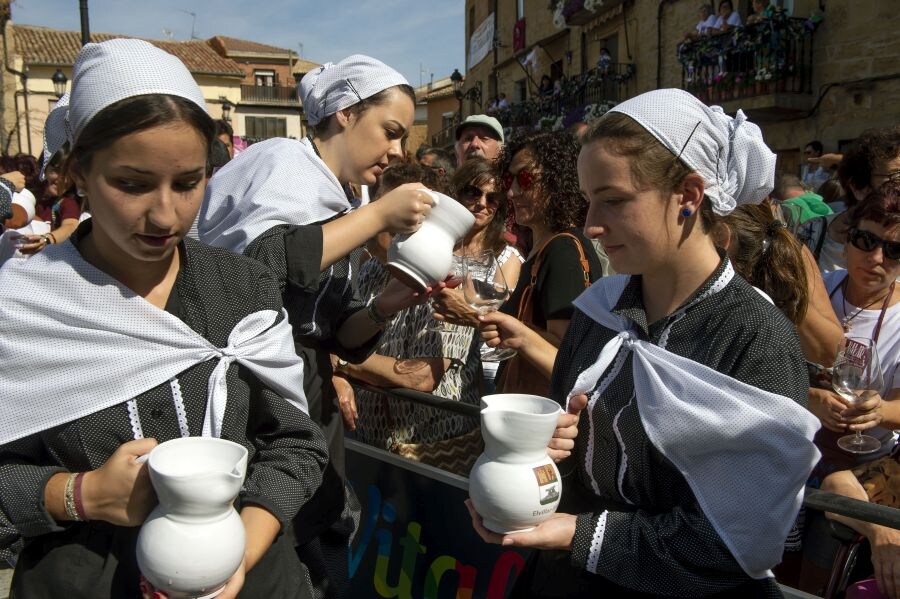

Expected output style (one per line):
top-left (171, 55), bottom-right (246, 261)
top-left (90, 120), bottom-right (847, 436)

top-left (136, 437), bottom-right (248, 599)
top-left (468, 394), bottom-right (563, 533)
top-left (386, 189), bottom-right (475, 291)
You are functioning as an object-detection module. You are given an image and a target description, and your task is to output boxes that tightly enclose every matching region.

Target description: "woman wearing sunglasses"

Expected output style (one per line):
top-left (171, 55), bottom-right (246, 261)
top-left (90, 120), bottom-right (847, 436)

top-left (802, 182), bottom-right (900, 599)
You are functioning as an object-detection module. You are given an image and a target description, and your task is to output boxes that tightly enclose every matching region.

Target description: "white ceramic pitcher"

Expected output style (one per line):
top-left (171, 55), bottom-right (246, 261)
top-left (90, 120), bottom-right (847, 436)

top-left (136, 437), bottom-right (248, 599)
top-left (386, 189), bottom-right (475, 291)
top-left (468, 394), bottom-right (564, 533)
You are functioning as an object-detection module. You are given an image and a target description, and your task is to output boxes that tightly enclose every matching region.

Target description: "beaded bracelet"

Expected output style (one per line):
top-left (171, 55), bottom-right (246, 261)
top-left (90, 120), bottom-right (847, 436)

top-left (63, 473), bottom-right (82, 521)
top-left (63, 472), bottom-right (87, 521)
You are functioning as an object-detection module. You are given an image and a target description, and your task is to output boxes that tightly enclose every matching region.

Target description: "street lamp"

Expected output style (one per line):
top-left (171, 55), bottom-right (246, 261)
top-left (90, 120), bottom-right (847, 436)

top-left (449, 68), bottom-right (482, 119)
top-left (221, 99), bottom-right (233, 123)
top-left (51, 69), bottom-right (67, 99)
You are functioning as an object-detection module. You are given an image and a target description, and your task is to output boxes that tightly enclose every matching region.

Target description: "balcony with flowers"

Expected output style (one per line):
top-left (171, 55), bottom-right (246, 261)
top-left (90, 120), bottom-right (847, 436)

top-left (550, 0), bottom-right (627, 29)
top-left (678, 11), bottom-right (822, 120)
top-left (491, 62), bottom-right (634, 139)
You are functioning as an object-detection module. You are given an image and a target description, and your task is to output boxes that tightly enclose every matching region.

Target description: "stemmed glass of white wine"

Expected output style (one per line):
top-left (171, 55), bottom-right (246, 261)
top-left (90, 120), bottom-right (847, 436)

top-left (832, 336), bottom-right (884, 454)
top-left (462, 251), bottom-right (517, 362)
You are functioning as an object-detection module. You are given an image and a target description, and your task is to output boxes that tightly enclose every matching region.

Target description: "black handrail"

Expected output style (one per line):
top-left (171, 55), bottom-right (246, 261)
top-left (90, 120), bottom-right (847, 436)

top-left (350, 384), bottom-right (900, 531)
top-left (351, 382), bottom-right (481, 418)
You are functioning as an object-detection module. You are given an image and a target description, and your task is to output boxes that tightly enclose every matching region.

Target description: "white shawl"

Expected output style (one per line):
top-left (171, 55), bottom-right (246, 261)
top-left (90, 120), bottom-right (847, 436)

top-left (569, 274), bottom-right (820, 579)
top-left (197, 137), bottom-right (349, 253)
top-left (0, 242), bottom-right (308, 445)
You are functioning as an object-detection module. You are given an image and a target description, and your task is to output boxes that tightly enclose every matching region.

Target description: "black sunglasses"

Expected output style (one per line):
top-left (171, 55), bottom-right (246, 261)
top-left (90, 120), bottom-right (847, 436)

top-left (460, 185), bottom-right (502, 206)
top-left (849, 228), bottom-right (900, 261)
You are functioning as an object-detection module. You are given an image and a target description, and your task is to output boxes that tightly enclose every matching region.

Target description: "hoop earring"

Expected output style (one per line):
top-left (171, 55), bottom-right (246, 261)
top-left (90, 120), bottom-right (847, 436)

top-left (76, 189), bottom-right (86, 198)
top-left (681, 208), bottom-right (692, 218)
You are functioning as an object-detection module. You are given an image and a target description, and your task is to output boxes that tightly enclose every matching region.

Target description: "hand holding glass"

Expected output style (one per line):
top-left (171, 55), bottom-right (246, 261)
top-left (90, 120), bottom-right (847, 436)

top-left (832, 336), bottom-right (884, 454)
top-left (462, 251), bottom-right (516, 362)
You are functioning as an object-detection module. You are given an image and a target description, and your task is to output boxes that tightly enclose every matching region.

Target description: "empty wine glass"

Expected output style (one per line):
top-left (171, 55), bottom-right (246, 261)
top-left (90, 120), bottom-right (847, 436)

top-left (462, 251), bottom-right (517, 362)
top-left (832, 336), bottom-right (884, 454)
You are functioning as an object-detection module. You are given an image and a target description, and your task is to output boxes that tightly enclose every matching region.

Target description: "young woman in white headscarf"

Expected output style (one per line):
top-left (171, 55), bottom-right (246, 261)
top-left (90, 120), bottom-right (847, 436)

top-left (198, 55), bottom-right (434, 598)
top-left (0, 39), bottom-right (329, 598)
top-left (467, 89), bottom-right (821, 598)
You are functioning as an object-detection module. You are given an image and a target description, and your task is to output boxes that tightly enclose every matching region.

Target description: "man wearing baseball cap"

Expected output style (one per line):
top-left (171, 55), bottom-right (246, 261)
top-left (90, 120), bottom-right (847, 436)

top-left (455, 114), bottom-right (504, 165)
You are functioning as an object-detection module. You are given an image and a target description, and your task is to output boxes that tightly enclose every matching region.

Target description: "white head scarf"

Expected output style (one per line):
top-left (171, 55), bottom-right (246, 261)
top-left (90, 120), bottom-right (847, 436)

top-left (299, 54), bottom-right (409, 126)
top-left (608, 88), bottom-right (775, 215)
top-left (67, 38), bottom-right (208, 144)
top-left (39, 92), bottom-right (69, 180)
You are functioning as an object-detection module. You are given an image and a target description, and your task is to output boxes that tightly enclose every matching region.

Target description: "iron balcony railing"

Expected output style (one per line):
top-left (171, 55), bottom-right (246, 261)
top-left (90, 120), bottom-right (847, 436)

top-left (240, 84), bottom-right (299, 105)
top-left (678, 14), bottom-right (818, 105)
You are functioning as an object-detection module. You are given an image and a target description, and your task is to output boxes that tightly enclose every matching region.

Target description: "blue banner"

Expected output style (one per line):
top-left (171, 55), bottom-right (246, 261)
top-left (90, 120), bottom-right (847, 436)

top-left (346, 440), bottom-right (531, 598)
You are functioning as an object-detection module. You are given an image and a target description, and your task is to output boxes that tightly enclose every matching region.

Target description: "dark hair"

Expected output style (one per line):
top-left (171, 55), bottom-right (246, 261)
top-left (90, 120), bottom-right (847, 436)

top-left (805, 140), bottom-right (823, 155)
top-left (837, 126), bottom-right (900, 197)
top-left (815, 178), bottom-right (844, 205)
top-left (720, 204), bottom-right (809, 324)
top-left (371, 160), bottom-right (450, 200)
top-left (450, 157), bottom-right (508, 255)
top-left (497, 131), bottom-right (586, 234)
top-left (215, 118), bottom-right (233, 139)
top-left (311, 84), bottom-right (416, 137)
top-left (421, 147), bottom-right (456, 176)
top-left (718, 0), bottom-right (733, 10)
top-left (582, 112), bottom-right (721, 232)
top-left (63, 94), bottom-right (215, 186)
top-left (847, 179), bottom-right (900, 231)
top-left (207, 138), bottom-right (231, 176)
top-left (415, 145), bottom-right (432, 161)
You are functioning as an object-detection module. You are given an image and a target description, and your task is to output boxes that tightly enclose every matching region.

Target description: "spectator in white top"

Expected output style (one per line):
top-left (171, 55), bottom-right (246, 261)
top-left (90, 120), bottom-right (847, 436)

top-left (711, 0), bottom-right (743, 33)
top-left (684, 3), bottom-right (718, 41)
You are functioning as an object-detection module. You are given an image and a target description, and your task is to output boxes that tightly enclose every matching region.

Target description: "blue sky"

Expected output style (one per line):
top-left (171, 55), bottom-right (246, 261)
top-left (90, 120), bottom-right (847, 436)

top-left (13, 0), bottom-right (466, 88)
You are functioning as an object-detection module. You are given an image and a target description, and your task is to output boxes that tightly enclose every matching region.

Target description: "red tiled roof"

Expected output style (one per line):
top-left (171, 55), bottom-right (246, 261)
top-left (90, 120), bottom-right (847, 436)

top-left (13, 24), bottom-right (245, 77)
top-left (292, 58), bottom-right (322, 76)
top-left (208, 35), bottom-right (291, 55)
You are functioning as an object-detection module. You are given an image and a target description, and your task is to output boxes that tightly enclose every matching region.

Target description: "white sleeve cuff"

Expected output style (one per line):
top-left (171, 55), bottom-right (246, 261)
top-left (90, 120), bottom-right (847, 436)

top-left (586, 510), bottom-right (608, 574)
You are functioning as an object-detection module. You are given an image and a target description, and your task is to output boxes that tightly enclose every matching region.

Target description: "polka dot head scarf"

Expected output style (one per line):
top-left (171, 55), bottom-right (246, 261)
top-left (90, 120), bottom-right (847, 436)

top-left (608, 88), bottom-right (775, 215)
top-left (299, 54), bottom-right (409, 127)
top-left (67, 38), bottom-right (208, 144)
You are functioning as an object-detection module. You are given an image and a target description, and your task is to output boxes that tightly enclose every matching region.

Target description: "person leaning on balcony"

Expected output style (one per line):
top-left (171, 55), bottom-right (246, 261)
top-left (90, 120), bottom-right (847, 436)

top-left (684, 3), bottom-right (718, 41)
top-left (466, 89), bottom-right (820, 598)
top-left (454, 114), bottom-right (504, 166)
top-left (709, 0), bottom-right (743, 34)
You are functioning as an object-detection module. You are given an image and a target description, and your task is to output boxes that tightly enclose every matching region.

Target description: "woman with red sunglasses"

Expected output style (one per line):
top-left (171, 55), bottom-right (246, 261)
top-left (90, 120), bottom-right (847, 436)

top-left (484, 132), bottom-right (603, 395)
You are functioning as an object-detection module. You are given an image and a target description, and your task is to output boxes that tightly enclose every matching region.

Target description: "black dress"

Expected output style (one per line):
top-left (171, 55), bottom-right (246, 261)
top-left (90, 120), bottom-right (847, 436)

top-left (513, 259), bottom-right (808, 598)
top-left (0, 224), bottom-right (330, 598)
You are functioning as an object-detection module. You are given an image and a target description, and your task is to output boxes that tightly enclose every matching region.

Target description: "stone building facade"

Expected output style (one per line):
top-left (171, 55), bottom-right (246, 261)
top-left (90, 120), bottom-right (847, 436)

top-left (463, 0), bottom-right (900, 176)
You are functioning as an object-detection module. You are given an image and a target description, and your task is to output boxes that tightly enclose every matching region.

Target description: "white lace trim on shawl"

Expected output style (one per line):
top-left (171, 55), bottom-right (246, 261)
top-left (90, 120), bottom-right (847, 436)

top-left (0, 242), bottom-right (308, 445)
top-left (568, 268), bottom-right (820, 579)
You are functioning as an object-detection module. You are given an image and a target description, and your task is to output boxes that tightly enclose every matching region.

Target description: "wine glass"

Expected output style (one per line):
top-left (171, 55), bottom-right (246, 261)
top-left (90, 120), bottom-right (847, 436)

top-left (832, 336), bottom-right (884, 454)
top-left (462, 251), bottom-right (517, 362)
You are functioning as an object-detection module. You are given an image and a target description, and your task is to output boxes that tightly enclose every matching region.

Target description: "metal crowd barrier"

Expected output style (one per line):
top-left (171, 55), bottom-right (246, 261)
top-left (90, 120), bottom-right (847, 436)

top-left (346, 383), bottom-right (900, 599)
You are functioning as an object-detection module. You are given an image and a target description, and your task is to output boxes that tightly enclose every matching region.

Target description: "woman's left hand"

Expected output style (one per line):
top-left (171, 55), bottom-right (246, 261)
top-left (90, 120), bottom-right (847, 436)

top-left (840, 389), bottom-right (885, 432)
top-left (140, 558), bottom-right (247, 599)
top-left (431, 287), bottom-right (479, 326)
top-left (464, 499), bottom-right (576, 550)
top-left (16, 234), bottom-right (49, 255)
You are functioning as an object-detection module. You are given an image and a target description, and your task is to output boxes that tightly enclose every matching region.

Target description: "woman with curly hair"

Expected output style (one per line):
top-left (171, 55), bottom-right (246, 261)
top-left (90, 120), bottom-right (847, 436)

top-left (492, 131), bottom-right (603, 394)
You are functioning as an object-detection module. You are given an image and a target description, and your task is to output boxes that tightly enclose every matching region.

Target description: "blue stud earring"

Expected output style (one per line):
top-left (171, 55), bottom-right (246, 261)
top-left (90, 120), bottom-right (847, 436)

top-left (681, 208), bottom-right (692, 218)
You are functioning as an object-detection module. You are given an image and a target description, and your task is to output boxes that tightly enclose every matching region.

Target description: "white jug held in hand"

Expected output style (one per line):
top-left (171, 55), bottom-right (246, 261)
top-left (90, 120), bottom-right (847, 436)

top-left (386, 189), bottom-right (475, 291)
top-left (468, 394), bottom-right (563, 533)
